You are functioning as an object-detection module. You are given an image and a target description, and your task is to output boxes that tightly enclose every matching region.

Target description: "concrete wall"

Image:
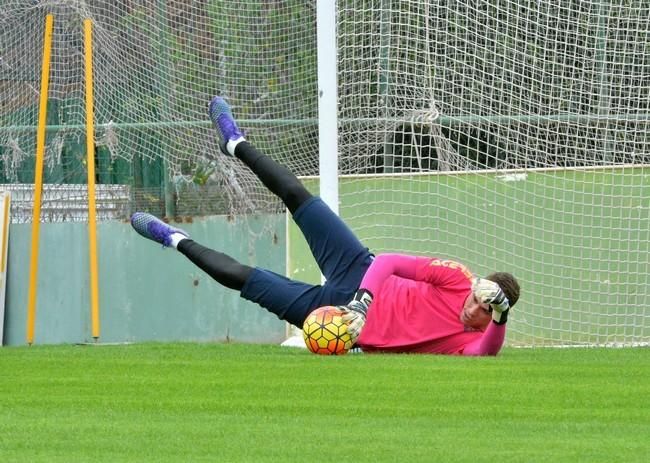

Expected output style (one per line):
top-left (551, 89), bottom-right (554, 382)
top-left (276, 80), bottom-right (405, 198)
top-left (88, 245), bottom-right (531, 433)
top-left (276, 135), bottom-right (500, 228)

top-left (2, 214), bottom-right (287, 346)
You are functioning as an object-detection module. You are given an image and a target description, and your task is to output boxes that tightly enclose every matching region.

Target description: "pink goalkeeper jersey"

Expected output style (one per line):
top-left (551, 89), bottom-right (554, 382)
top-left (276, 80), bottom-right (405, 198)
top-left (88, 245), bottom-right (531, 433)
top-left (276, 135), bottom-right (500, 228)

top-left (356, 254), bottom-right (506, 356)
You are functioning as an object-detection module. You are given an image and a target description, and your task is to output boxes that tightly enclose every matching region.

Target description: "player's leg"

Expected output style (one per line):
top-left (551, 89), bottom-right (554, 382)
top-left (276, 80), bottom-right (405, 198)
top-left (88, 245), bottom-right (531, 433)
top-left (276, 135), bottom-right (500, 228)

top-left (240, 268), bottom-right (348, 327)
top-left (130, 212), bottom-right (333, 326)
top-left (177, 239), bottom-right (252, 290)
top-left (208, 96), bottom-right (373, 293)
top-left (208, 96), bottom-right (311, 214)
top-left (177, 241), bottom-right (352, 327)
top-left (131, 212), bottom-right (252, 290)
top-left (291, 197), bottom-right (373, 298)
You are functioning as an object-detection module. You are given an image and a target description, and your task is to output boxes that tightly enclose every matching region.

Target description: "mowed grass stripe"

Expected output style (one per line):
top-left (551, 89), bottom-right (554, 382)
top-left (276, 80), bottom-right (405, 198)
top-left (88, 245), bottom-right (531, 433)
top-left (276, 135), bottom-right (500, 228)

top-left (0, 343), bottom-right (648, 462)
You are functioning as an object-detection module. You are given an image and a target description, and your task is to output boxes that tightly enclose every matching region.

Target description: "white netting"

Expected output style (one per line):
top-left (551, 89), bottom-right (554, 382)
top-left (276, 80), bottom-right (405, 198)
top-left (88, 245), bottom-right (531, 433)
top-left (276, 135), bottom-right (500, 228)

top-left (336, 0), bottom-right (650, 346)
top-left (0, 0), bottom-right (319, 220)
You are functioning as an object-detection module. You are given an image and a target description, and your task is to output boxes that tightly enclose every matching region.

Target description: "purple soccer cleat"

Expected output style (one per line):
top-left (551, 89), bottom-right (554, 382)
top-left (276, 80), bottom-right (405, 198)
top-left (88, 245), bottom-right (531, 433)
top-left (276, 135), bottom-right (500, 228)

top-left (207, 96), bottom-right (244, 156)
top-left (130, 212), bottom-right (188, 247)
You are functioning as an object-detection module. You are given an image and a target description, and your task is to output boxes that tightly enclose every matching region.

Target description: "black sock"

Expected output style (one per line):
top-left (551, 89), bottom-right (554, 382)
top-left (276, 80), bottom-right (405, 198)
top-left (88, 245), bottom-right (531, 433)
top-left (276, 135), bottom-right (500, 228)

top-left (234, 141), bottom-right (312, 214)
top-left (177, 239), bottom-right (253, 291)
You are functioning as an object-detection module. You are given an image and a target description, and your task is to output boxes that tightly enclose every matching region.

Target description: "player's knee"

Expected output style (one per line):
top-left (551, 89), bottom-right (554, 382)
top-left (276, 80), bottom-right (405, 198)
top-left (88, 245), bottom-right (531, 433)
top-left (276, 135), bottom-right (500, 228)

top-left (284, 183), bottom-right (312, 213)
top-left (218, 262), bottom-right (253, 290)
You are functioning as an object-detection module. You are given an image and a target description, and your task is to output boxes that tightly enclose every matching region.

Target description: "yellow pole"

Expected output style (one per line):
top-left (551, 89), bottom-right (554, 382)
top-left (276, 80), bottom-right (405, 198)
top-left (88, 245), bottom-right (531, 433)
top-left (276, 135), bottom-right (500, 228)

top-left (26, 14), bottom-right (54, 345)
top-left (84, 18), bottom-right (101, 340)
top-left (1, 194), bottom-right (10, 275)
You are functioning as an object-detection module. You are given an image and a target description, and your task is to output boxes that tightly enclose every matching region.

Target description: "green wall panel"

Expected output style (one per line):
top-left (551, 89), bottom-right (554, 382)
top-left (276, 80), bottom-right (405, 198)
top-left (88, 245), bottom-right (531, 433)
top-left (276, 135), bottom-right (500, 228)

top-left (3, 214), bottom-right (287, 346)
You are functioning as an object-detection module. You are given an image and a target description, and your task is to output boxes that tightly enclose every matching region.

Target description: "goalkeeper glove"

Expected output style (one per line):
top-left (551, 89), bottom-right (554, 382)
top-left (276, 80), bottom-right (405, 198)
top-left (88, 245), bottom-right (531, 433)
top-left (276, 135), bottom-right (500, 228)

top-left (339, 289), bottom-right (373, 344)
top-left (472, 278), bottom-right (511, 325)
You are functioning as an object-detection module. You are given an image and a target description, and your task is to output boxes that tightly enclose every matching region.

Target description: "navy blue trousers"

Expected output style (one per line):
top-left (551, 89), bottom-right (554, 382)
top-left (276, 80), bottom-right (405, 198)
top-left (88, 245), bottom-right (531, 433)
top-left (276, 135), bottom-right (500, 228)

top-left (241, 197), bottom-right (373, 327)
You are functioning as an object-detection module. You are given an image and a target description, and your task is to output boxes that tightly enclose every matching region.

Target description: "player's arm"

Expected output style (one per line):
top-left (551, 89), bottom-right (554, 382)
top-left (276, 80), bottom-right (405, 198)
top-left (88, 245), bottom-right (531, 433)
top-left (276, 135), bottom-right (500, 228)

top-left (462, 278), bottom-right (512, 356)
top-left (339, 253), bottom-right (423, 342)
top-left (461, 322), bottom-right (506, 356)
top-left (358, 253), bottom-right (420, 294)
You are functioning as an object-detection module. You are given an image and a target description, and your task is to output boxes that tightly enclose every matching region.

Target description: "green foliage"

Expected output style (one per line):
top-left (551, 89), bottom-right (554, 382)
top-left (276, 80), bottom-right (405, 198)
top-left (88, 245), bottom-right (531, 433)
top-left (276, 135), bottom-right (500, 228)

top-left (0, 343), bottom-right (648, 462)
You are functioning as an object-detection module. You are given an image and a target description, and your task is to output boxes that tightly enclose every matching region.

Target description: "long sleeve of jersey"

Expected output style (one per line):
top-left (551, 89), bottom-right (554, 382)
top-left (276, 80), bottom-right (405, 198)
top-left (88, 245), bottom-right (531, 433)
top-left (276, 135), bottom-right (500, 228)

top-left (359, 253), bottom-right (474, 293)
top-left (460, 322), bottom-right (506, 356)
top-left (358, 253), bottom-right (419, 295)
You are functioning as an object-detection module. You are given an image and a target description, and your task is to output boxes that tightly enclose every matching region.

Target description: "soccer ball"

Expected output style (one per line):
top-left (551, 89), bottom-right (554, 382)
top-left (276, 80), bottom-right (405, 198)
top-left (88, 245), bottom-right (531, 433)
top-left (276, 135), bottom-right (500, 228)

top-left (302, 306), bottom-right (353, 355)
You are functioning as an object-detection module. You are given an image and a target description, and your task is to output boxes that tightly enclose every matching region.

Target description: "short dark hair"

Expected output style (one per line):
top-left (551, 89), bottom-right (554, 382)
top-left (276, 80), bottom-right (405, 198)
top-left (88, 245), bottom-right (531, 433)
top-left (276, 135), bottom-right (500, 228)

top-left (486, 272), bottom-right (520, 307)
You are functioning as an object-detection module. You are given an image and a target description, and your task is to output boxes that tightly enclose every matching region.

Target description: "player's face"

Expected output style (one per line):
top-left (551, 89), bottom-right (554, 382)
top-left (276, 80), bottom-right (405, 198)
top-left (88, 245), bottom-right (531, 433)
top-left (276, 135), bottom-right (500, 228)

top-left (460, 292), bottom-right (492, 330)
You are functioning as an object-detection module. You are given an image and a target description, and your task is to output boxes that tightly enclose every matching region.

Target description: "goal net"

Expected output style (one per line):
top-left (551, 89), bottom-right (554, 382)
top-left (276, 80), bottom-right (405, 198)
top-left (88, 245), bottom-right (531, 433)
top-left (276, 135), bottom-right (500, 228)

top-left (333, 1), bottom-right (650, 347)
top-left (0, 0), bottom-right (319, 221)
top-left (1, 1), bottom-right (648, 346)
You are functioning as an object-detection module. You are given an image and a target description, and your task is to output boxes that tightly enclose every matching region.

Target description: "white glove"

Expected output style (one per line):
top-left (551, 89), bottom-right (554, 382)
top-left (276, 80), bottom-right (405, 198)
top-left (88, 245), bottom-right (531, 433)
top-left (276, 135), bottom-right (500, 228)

top-left (339, 289), bottom-right (373, 344)
top-left (472, 278), bottom-right (510, 325)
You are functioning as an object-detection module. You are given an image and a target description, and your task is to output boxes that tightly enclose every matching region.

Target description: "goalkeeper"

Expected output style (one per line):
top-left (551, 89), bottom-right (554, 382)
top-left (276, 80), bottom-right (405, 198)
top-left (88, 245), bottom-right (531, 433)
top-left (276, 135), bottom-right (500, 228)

top-left (131, 97), bottom-right (520, 356)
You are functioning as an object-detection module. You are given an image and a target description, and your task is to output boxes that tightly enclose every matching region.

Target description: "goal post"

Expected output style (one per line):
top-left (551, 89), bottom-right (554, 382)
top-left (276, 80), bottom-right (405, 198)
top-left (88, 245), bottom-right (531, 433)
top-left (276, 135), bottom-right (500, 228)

top-left (282, 1), bottom-right (341, 348)
top-left (316, 0), bottom-right (339, 216)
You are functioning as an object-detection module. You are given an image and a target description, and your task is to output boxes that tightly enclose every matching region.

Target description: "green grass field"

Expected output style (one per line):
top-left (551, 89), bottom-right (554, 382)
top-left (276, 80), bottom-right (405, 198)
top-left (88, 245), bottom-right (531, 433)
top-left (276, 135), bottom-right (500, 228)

top-left (1, 343), bottom-right (648, 462)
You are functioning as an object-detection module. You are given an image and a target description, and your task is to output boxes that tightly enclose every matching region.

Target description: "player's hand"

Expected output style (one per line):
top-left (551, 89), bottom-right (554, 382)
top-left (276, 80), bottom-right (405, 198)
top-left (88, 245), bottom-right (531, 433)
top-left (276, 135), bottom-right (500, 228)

top-left (339, 289), bottom-right (373, 344)
top-left (472, 278), bottom-right (510, 325)
top-left (340, 309), bottom-right (365, 344)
